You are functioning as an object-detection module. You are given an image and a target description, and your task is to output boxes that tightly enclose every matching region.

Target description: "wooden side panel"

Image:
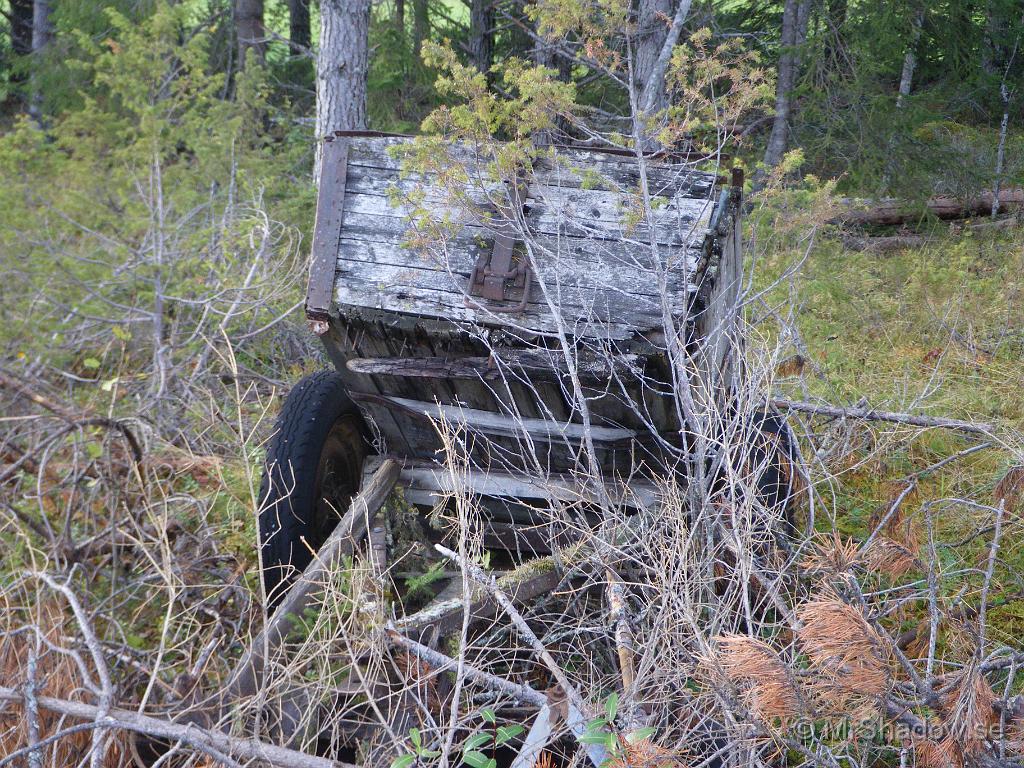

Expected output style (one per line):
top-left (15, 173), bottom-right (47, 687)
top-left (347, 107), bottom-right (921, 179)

top-left (692, 197), bottom-right (743, 405)
top-left (306, 139), bottom-right (349, 321)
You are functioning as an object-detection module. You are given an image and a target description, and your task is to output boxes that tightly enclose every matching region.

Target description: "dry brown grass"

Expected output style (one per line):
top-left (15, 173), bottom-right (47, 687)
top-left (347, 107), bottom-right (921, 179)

top-left (0, 602), bottom-right (126, 766)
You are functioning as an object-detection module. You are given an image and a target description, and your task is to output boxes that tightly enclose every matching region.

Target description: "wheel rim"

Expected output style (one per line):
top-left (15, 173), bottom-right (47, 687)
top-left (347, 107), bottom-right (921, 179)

top-left (311, 414), bottom-right (367, 549)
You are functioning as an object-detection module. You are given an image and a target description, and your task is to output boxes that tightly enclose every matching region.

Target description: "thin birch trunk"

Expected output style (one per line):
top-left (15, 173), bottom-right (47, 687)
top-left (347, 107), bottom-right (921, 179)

top-left (991, 85), bottom-right (1011, 218)
top-left (29, 0), bottom-right (51, 126)
top-left (762, 0), bottom-right (809, 170)
top-left (896, 8), bottom-right (924, 108)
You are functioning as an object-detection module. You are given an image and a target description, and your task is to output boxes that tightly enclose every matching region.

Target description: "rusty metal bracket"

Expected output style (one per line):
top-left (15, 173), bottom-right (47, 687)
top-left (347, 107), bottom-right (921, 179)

top-left (466, 173), bottom-right (533, 314)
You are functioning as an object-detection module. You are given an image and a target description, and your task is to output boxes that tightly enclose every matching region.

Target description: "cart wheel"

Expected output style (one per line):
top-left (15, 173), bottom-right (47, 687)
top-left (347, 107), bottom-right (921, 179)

top-left (258, 370), bottom-right (371, 610)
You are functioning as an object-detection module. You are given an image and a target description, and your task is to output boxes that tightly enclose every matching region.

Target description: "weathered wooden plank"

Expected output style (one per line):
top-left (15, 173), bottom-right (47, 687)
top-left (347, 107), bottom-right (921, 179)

top-left (306, 139), bottom-right (350, 321)
top-left (336, 255), bottom-right (691, 319)
top-left (346, 350), bottom-right (643, 381)
top-left (340, 188), bottom-right (711, 247)
top-left (344, 165), bottom-right (714, 234)
top-left (397, 459), bottom-right (660, 509)
top-left (335, 278), bottom-right (651, 340)
top-left (334, 259), bottom-right (696, 338)
top-left (355, 393), bottom-right (635, 443)
top-left (336, 223), bottom-right (703, 291)
top-left (344, 135), bottom-right (716, 198)
top-left (337, 235), bottom-right (699, 294)
top-left (392, 561), bottom-right (561, 637)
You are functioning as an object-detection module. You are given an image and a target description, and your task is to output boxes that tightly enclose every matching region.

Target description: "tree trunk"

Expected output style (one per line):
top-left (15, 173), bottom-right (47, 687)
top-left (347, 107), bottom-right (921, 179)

top-left (412, 0), bottom-right (428, 57)
top-left (287, 0), bottom-right (311, 52)
top-left (235, 0), bottom-right (265, 64)
top-left (992, 83), bottom-right (1011, 217)
top-left (762, 0), bottom-right (809, 170)
top-left (316, 0), bottom-right (371, 179)
top-left (635, 0), bottom-right (673, 114)
top-left (29, 0), bottom-right (51, 125)
top-left (469, 0), bottom-right (494, 74)
top-left (896, 8), bottom-right (924, 107)
top-left (395, 0), bottom-right (405, 32)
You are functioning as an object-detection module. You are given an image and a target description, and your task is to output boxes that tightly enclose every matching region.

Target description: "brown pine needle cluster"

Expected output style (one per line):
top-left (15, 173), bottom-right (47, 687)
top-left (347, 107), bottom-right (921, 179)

top-left (995, 466), bottom-right (1024, 512)
top-left (801, 533), bottom-right (860, 577)
top-left (795, 596), bottom-right (891, 718)
top-left (935, 667), bottom-right (998, 767)
top-left (863, 537), bottom-right (923, 578)
top-left (609, 738), bottom-right (683, 768)
top-left (714, 634), bottom-right (803, 726)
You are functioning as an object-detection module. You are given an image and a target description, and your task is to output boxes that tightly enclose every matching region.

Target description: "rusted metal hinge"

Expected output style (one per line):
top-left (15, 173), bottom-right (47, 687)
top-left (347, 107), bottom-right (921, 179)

top-left (467, 173), bottom-right (532, 314)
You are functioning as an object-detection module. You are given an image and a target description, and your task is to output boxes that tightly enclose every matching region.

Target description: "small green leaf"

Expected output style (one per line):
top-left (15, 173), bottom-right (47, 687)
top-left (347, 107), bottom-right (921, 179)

top-left (480, 708), bottom-right (496, 724)
top-left (578, 734), bottom-right (609, 746)
top-left (625, 727), bottom-right (657, 744)
top-left (421, 750), bottom-right (441, 759)
top-left (604, 692), bottom-right (619, 722)
top-left (485, 760), bottom-right (497, 768)
top-left (390, 755), bottom-right (416, 768)
top-left (85, 442), bottom-right (103, 459)
top-left (587, 717), bottom-right (607, 731)
top-left (496, 724), bottom-right (524, 744)
top-left (83, 357), bottom-right (100, 369)
top-left (463, 733), bottom-right (491, 751)
top-left (463, 750), bottom-right (491, 768)
top-left (409, 728), bottom-right (421, 749)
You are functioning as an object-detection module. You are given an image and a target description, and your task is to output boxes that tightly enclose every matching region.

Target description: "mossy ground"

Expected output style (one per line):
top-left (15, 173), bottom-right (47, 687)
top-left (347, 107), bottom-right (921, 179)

top-left (758, 216), bottom-right (1024, 646)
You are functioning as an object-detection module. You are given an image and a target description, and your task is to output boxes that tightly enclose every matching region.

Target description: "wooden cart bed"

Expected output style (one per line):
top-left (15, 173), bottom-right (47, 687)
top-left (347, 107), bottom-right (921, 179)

top-left (304, 131), bottom-right (743, 491)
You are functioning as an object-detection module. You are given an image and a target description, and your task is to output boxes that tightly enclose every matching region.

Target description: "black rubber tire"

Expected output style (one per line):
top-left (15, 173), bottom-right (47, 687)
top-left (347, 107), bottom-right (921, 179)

top-left (746, 408), bottom-right (800, 530)
top-left (257, 371), bottom-right (370, 610)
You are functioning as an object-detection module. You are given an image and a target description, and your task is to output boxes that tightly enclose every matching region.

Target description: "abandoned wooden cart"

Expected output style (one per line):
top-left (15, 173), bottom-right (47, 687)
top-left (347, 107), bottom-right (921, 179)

top-left (240, 130), bottom-right (796, 758)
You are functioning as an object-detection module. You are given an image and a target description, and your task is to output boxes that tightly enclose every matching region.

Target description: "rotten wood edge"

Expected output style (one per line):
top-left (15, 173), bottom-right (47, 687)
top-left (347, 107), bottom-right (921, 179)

top-left (306, 136), bottom-right (350, 324)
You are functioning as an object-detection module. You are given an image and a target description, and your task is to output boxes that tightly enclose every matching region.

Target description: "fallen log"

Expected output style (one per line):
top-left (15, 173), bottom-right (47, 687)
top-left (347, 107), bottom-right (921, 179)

top-left (841, 234), bottom-right (937, 253)
top-left (772, 399), bottom-right (993, 436)
top-left (833, 189), bottom-right (1024, 226)
top-left (0, 685), bottom-right (353, 768)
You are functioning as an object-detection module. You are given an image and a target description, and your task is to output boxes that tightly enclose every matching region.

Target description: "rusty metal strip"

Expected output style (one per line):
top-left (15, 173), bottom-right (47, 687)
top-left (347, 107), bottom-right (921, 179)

top-left (305, 137), bottom-right (350, 326)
